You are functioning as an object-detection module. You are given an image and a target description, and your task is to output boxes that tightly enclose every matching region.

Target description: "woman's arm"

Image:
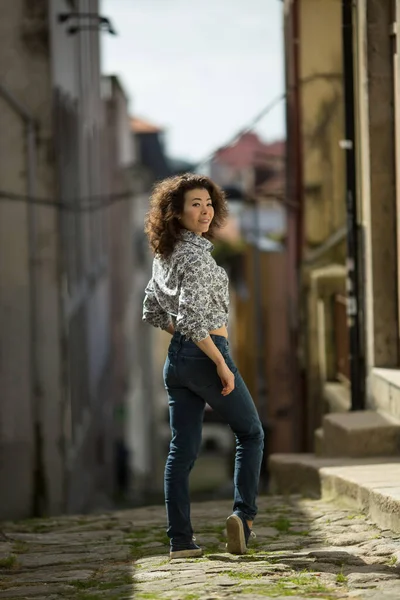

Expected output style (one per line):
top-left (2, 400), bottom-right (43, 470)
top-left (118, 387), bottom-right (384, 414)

top-left (143, 278), bottom-right (172, 331)
top-left (194, 336), bottom-right (235, 396)
top-left (164, 323), bottom-right (175, 335)
top-left (176, 258), bottom-right (235, 395)
top-left (194, 336), bottom-right (225, 365)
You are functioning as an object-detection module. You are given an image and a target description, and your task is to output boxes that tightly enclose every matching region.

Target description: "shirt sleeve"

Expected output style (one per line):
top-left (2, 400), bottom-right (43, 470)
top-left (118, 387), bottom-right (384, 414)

top-left (142, 278), bottom-right (172, 330)
top-left (176, 259), bottom-right (211, 342)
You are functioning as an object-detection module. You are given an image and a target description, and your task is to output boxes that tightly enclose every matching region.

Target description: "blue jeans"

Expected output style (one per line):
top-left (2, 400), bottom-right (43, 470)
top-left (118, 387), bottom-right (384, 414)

top-left (163, 332), bottom-right (264, 546)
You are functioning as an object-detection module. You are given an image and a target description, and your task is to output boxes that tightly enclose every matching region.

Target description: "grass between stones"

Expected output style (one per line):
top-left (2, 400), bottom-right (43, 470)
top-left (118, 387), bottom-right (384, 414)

top-left (69, 573), bottom-right (133, 591)
top-left (336, 571), bottom-right (348, 584)
top-left (134, 563), bottom-right (340, 600)
top-left (346, 513), bottom-right (364, 520)
top-left (129, 543), bottom-right (166, 559)
top-left (13, 519), bottom-right (53, 533)
top-left (125, 528), bottom-right (169, 559)
top-left (239, 572), bottom-right (338, 598)
top-left (225, 569), bottom-right (265, 579)
top-left (239, 585), bottom-right (337, 598)
top-left (12, 540), bottom-right (29, 554)
top-left (204, 543), bottom-right (225, 554)
top-left (127, 529), bottom-right (150, 540)
top-left (0, 554), bottom-right (18, 569)
top-left (135, 594), bottom-right (199, 600)
top-left (271, 517), bottom-right (292, 533)
top-left (201, 524), bottom-right (226, 536)
top-left (72, 594), bottom-right (126, 600)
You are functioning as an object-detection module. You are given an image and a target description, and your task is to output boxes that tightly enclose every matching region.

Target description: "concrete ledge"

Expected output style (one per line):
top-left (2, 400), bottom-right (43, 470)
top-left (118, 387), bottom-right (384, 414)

top-left (269, 453), bottom-right (325, 497)
top-left (322, 410), bottom-right (400, 457)
top-left (371, 368), bottom-right (400, 421)
top-left (269, 454), bottom-right (395, 497)
top-left (269, 453), bottom-right (400, 532)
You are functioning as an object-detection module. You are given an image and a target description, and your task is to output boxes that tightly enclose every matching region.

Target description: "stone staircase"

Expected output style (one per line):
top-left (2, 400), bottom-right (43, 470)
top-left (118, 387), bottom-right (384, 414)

top-left (269, 410), bottom-right (400, 533)
top-left (315, 411), bottom-right (400, 458)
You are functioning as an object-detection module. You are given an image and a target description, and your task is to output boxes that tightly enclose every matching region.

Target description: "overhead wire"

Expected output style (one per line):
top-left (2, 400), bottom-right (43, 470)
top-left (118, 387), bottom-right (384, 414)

top-left (0, 72), bottom-right (341, 212)
top-left (193, 72), bottom-right (342, 171)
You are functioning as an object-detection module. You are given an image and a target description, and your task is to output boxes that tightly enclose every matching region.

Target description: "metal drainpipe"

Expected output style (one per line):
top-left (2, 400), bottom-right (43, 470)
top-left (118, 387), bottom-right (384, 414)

top-left (0, 84), bottom-right (42, 511)
top-left (341, 0), bottom-right (365, 411)
top-left (289, 0), bottom-right (306, 450)
top-left (293, 1), bottom-right (304, 269)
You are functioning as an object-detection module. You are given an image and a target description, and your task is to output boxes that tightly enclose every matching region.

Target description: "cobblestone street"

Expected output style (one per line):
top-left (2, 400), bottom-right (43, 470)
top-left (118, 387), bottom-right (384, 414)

top-left (1, 495), bottom-right (400, 599)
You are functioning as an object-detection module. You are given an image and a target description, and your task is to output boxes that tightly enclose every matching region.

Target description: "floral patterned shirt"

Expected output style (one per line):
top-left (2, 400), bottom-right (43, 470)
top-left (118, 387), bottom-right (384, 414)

top-left (143, 229), bottom-right (229, 342)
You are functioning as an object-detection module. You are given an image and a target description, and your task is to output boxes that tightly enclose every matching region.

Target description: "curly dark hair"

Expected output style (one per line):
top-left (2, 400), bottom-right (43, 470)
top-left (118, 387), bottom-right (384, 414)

top-left (144, 173), bottom-right (228, 257)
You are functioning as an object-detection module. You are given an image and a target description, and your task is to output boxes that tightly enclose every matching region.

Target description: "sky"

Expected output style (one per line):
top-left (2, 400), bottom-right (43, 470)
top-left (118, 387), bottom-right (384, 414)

top-left (102, 0), bottom-right (285, 163)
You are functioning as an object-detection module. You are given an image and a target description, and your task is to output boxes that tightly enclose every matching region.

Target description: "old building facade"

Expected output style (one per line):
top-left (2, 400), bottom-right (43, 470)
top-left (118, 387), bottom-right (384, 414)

top-left (0, 0), bottom-right (134, 518)
top-left (282, 0), bottom-right (400, 455)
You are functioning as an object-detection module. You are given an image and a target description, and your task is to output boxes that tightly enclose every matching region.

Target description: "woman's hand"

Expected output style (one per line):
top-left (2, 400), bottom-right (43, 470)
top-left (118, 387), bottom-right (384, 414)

top-left (192, 335), bottom-right (235, 395)
top-left (217, 361), bottom-right (235, 396)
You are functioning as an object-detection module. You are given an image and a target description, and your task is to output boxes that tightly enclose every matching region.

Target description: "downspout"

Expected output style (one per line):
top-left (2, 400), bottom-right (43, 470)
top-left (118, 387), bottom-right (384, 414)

top-left (341, 0), bottom-right (365, 411)
top-left (292, 0), bottom-right (308, 449)
top-left (287, 0), bottom-right (306, 450)
top-left (0, 84), bottom-right (45, 514)
top-left (293, 0), bottom-right (303, 268)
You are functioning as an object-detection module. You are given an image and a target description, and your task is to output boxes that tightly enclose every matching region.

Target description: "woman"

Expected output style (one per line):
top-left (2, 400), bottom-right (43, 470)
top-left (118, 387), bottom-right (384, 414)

top-left (143, 173), bottom-right (264, 559)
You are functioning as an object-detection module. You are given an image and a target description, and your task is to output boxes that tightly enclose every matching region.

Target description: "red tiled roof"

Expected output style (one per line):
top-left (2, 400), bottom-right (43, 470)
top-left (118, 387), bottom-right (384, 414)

top-left (131, 117), bottom-right (163, 133)
top-left (215, 133), bottom-right (285, 168)
top-left (263, 140), bottom-right (285, 156)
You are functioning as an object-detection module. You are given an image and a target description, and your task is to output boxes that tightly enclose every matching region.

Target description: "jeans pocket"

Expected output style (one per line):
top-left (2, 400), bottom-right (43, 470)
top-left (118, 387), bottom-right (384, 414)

top-left (180, 355), bottom-right (219, 390)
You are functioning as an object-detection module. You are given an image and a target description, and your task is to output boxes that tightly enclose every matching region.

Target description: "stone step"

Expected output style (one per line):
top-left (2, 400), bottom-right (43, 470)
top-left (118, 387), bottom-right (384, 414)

top-left (321, 410), bottom-right (400, 458)
top-left (269, 453), bottom-right (400, 532)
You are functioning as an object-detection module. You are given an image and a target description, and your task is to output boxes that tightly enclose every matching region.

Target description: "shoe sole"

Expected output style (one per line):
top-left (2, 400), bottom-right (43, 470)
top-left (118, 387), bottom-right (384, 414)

top-left (226, 514), bottom-right (247, 555)
top-left (169, 548), bottom-right (203, 559)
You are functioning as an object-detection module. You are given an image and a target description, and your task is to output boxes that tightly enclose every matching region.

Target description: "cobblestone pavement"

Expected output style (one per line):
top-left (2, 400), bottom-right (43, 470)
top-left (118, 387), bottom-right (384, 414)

top-left (1, 495), bottom-right (400, 599)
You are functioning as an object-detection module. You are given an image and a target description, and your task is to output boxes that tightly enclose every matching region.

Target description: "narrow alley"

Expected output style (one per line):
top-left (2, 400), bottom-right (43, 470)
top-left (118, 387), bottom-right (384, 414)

top-left (1, 495), bottom-right (400, 600)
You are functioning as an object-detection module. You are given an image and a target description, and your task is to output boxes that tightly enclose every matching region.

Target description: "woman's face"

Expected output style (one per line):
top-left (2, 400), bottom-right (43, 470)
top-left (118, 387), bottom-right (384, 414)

top-left (180, 188), bottom-right (214, 235)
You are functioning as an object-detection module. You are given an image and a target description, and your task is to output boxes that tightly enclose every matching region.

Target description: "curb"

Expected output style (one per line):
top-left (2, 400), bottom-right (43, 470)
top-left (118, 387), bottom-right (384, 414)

top-left (269, 454), bottom-right (400, 532)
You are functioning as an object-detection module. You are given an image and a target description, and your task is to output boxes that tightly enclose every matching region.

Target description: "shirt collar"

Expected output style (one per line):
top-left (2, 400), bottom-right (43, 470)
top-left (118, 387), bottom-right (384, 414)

top-left (179, 229), bottom-right (214, 252)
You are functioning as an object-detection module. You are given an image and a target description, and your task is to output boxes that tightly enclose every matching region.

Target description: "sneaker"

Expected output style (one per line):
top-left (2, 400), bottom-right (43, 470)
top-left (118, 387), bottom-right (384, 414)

top-left (226, 513), bottom-right (256, 555)
top-left (170, 536), bottom-right (203, 559)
